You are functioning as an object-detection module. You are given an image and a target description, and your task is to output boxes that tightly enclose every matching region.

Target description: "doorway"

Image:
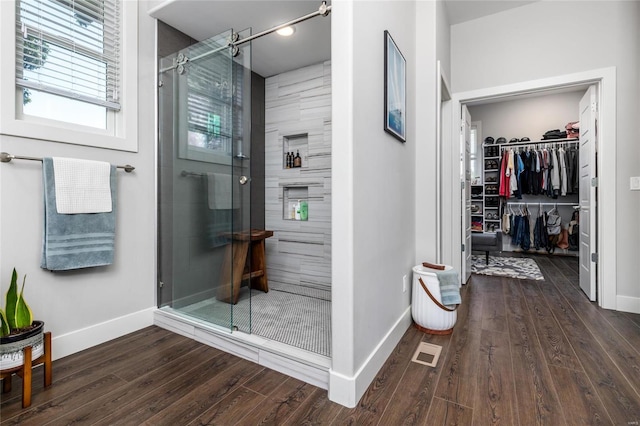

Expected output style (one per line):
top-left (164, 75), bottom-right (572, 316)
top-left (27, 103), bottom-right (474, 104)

top-left (446, 67), bottom-right (617, 310)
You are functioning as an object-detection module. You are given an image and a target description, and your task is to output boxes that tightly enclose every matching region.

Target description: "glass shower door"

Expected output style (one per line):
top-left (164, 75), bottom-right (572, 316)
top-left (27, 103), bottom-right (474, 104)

top-left (158, 29), bottom-right (252, 332)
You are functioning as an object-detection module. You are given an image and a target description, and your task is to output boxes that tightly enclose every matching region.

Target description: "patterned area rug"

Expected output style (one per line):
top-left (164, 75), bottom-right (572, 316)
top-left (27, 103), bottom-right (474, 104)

top-left (471, 255), bottom-right (544, 281)
top-left (183, 287), bottom-right (332, 357)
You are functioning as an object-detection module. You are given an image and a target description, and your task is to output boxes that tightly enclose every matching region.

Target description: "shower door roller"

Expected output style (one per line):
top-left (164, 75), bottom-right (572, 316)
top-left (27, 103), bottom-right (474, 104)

top-left (239, 176), bottom-right (249, 185)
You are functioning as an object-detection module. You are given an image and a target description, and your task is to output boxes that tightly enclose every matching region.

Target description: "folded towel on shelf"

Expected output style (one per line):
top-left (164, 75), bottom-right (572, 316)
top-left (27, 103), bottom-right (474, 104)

top-left (41, 158), bottom-right (117, 271)
top-left (435, 269), bottom-right (462, 307)
top-left (52, 157), bottom-right (112, 214)
top-left (207, 172), bottom-right (239, 210)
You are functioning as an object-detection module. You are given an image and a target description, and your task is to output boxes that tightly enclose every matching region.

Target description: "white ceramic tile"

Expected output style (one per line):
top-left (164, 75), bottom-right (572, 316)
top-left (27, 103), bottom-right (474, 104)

top-left (265, 62), bottom-right (331, 295)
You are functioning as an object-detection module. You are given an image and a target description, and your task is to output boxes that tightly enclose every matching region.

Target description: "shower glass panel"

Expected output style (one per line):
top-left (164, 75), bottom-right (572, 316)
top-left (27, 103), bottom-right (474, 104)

top-left (158, 29), bottom-right (252, 332)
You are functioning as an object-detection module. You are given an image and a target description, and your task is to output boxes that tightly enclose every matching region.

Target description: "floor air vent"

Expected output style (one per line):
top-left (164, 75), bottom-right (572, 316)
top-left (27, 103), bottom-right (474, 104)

top-left (411, 342), bottom-right (442, 367)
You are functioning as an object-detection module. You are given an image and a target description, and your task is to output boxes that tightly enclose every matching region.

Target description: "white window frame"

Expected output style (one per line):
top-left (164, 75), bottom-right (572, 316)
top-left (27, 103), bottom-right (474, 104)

top-left (0, 0), bottom-right (138, 152)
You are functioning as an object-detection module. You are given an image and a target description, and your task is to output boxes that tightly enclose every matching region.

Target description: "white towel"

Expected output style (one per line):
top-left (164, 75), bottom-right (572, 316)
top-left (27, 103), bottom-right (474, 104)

top-left (207, 172), bottom-right (239, 210)
top-left (52, 157), bottom-right (112, 214)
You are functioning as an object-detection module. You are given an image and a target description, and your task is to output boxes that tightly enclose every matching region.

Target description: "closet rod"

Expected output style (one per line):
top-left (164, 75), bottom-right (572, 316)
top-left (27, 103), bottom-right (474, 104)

top-left (506, 201), bottom-right (578, 206)
top-left (0, 152), bottom-right (135, 172)
top-left (490, 137), bottom-right (579, 148)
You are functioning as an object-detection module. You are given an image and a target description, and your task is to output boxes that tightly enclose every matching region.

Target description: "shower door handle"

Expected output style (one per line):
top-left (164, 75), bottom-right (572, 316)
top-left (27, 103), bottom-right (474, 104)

top-left (239, 176), bottom-right (249, 185)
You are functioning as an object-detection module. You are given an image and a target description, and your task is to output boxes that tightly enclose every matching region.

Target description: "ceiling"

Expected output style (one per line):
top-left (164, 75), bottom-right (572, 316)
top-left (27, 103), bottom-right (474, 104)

top-left (443, 1), bottom-right (538, 25)
top-left (149, 0), bottom-right (537, 78)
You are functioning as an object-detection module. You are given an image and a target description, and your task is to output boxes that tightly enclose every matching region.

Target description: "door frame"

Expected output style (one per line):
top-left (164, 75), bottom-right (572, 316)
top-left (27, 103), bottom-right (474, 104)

top-left (436, 61), bottom-right (452, 264)
top-left (445, 67), bottom-right (617, 310)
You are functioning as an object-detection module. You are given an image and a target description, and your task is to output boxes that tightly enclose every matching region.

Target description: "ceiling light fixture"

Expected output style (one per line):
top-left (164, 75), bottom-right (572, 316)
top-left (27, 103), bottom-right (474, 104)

top-left (276, 26), bottom-right (295, 37)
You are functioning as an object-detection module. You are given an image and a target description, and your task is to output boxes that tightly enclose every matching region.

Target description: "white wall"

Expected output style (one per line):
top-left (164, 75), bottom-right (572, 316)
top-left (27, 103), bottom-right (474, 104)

top-left (468, 91), bottom-right (584, 143)
top-left (451, 1), bottom-right (640, 308)
top-left (0, 2), bottom-right (157, 359)
top-left (415, 0), bottom-right (447, 265)
top-left (435, 0), bottom-right (451, 81)
top-left (331, 0), bottom-right (420, 407)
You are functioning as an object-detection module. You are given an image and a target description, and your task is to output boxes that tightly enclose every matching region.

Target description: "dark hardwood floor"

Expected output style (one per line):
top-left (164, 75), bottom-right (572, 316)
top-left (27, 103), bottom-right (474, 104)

top-left (1, 255), bottom-right (639, 425)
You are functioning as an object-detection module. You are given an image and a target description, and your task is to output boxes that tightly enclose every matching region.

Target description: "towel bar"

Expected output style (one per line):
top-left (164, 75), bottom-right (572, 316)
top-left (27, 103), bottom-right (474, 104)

top-left (0, 152), bottom-right (135, 173)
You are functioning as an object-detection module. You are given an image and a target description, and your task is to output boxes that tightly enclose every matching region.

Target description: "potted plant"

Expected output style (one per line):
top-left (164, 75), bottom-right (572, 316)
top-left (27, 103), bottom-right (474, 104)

top-left (0, 269), bottom-right (44, 370)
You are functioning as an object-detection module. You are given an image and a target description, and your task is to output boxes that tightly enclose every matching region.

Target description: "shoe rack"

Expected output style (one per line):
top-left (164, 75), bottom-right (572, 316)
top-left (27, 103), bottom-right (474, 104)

top-left (483, 144), bottom-right (500, 232)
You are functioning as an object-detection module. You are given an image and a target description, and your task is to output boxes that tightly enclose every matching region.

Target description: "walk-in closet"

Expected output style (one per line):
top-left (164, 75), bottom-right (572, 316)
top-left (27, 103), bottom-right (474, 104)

top-left (467, 87), bottom-right (598, 300)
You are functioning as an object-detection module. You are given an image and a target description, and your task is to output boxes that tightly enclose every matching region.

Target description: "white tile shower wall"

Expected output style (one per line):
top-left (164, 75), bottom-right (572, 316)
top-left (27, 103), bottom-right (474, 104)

top-left (265, 61), bottom-right (332, 291)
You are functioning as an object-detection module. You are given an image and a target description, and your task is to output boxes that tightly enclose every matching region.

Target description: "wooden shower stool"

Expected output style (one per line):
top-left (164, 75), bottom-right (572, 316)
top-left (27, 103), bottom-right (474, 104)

top-left (216, 229), bottom-right (273, 304)
top-left (0, 331), bottom-right (52, 408)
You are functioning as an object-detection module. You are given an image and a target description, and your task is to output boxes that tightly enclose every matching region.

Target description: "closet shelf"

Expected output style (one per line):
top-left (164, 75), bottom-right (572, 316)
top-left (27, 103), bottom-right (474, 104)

top-left (485, 137), bottom-right (579, 148)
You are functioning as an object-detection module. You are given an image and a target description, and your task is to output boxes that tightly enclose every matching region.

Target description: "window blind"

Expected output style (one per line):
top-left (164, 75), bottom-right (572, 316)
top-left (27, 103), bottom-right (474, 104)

top-left (15, 0), bottom-right (121, 110)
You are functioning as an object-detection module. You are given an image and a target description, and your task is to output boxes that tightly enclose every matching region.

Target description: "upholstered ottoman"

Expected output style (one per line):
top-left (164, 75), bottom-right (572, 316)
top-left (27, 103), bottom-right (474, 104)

top-left (471, 231), bottom-right (502, 264)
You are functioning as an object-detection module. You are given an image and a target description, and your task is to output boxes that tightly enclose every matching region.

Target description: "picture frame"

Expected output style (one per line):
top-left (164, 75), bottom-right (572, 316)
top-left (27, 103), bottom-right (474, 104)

top-left (384, 30), bottom-right (406, 142)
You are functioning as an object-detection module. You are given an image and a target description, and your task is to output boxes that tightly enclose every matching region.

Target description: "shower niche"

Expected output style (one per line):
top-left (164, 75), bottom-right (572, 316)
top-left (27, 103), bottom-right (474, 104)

top-left (283, 186), bottom-right (309, 221)
top-left (282, 134), bottom-right (308, 169)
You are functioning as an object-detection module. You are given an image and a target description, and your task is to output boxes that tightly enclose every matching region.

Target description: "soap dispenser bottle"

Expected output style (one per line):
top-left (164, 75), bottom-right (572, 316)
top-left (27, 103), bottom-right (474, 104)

top-left (294, 150), bottom-right (301, 168)
top-left (295, 200), bottom-right (301, 220)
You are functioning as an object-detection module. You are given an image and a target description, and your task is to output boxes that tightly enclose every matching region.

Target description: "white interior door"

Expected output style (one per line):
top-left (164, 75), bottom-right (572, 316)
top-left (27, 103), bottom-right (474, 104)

top-left (461, 105), bottom-right (472, 283)
top-left (579, 85), bottom-right (597, 301)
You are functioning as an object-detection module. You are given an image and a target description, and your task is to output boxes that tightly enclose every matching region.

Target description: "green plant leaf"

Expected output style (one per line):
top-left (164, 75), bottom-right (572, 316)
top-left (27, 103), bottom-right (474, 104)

top-left (0, 309), bottom-right (9, 337)
top-left (15, 275), bottom-right (33, 329)
top-left (5, 268), bottom-right (18, 329)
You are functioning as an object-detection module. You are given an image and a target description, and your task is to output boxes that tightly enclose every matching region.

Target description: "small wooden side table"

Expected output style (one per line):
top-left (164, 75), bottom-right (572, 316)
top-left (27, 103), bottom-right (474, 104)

top-left (217, 229), bottom-right (273, 304)
top-left (0, 331), bottom-right (52, 408)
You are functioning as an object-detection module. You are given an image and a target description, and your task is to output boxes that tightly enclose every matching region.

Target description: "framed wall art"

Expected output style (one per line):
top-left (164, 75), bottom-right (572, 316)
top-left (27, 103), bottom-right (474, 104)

top-left (384, 30), bottom-right (406, 142)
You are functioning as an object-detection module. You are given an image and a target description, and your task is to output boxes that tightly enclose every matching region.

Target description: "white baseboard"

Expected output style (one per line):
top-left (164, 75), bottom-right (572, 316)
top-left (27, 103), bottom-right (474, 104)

top-left (328, 307), bottom-right (412, 408)
top-left (616, 295), bottom-right (640, 314)
top-left (51, 307), bottom-right (156, 360)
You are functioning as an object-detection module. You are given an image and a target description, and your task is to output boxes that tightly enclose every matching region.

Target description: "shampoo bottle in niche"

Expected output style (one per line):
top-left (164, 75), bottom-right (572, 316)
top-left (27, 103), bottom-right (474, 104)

top-left (295, 200), bottom-right (301, 220)
top-left (294, 150), bottom-right (302, 168)
top-left (300, 200), bottom-right (308, 221)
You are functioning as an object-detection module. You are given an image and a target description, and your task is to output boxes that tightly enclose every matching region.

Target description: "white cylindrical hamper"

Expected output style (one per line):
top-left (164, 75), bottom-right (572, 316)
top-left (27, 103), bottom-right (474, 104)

top-left (411, 264), bottom-right (457, 334)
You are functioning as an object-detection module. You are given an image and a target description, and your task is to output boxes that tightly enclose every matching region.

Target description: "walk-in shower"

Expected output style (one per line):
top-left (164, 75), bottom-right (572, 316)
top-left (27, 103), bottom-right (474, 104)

top-left (158, 26), bottom-right (253, 332)
top-left (156, 2), bottom-right (332, 358)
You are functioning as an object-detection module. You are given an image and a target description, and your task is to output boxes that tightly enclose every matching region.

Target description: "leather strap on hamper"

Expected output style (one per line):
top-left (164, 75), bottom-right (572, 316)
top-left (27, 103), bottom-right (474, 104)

top-left (418, 277), bottom-right (459, 312)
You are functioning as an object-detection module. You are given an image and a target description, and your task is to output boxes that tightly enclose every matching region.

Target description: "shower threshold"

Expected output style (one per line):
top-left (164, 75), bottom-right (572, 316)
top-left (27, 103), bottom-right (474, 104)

top-left (154, 307), bottom-right (331, 390)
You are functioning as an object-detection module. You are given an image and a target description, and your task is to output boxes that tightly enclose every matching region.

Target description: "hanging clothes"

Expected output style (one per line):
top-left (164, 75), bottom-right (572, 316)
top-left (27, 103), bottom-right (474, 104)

top-left (550, 149), bottom-right (560, 198)
top-left (558, 146), bottom-right (568, 196)
top-left (541, 149), bottom-right (549, 195)
top-left (565, 147), bottom-right (574, 194)
top-left (502, 210), bottom-right (511, 235)
top-left (533, 208), bottom-right (548, 251)
top-left (510, 208), bottom-right (531, 251)
top-left (499, 149), bottom-right (510, 197)
top-left (514, 151), bottom-right (524, 199)
top-left (507, 149), bottom-right (516, 197)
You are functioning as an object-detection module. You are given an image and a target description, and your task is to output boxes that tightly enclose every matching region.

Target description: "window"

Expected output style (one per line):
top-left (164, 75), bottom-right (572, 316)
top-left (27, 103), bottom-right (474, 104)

top-left (0, 0), bottom-right (138, 151)
top-left (16, 0), bottom-right (120, 129)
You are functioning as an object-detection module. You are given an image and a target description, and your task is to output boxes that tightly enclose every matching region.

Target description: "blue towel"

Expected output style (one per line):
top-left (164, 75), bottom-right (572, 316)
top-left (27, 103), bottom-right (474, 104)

top-left (203, 175), bottom-right (239, 248)
top-left (41, 157), bottom-right (116, 271)
top-left (435, 269), bottom-right (461, 306)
